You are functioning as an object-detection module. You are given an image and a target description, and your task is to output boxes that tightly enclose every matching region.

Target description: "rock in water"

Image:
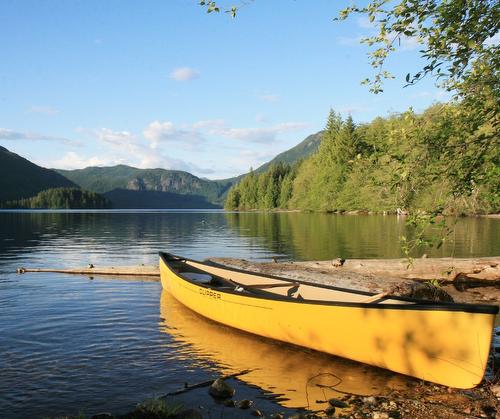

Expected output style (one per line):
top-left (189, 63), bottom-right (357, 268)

top-left (328, 398), bottom-right (349, 408)
top-left (238, 399), bottom-right (253, 409)
top-left (208, 378), bottom-right (235, 399)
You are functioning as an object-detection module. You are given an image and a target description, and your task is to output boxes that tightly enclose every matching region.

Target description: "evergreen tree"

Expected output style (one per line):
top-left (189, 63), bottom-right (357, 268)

top-left (225, 187), bottom-right (241, 209)
top-left (224, 103), bottom-right (498, 215)
top-left (1, 187), bottom-right (111, 209)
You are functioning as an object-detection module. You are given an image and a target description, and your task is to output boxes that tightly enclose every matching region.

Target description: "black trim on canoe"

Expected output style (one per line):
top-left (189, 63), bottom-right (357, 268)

top-left (159, 252), bottom-right (499, 315)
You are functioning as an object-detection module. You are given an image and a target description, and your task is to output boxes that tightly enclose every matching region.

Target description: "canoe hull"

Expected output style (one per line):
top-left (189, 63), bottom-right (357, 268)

top-left (159, 254), bottom-right (496, 388)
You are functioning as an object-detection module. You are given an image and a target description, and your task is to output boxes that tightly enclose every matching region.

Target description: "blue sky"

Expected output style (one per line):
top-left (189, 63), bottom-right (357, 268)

top-left (0, 0), bottom-right (449, 179)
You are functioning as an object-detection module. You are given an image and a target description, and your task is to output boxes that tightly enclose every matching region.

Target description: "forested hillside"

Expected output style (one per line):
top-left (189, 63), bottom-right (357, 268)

top-left (226, 103), bottom-right (499, 215)
top-left (252, 131), bottom-right (322, 174)
top-left (56, 135), bottom-right (323, 207)
top-left (1, 187), bottom-right (111, 209)
top-left (0, 146), bottom-right (76, 202)
top-left (57, 165), bottom-right (232, 204)
top-left (103, 189), bottom-right (219, 209)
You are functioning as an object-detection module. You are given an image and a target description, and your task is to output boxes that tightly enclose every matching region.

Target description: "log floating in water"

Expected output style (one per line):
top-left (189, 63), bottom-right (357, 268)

top-left (16, 266), bottom-right (160, 277)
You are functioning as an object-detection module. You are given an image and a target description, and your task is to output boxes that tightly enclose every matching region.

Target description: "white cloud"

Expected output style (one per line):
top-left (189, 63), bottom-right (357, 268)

top-left (60, 117), bottom-right (308, 177)
top-left (137, 152), bottom-right (192, 171)
top-left (143, 120), bottom-right (204, 149)
top-left (94, 128), bottom-right (137, 146)
top-left (50, 127), bottom-right (211, 175)
top-left (259, 93), bottom-right (280, 103)
top-left (28, 106), bottom-right (59, 116)
top-left (0, 128), bottom-right (74, 144)
top-left (44, 150), bottom-right (201, 173)
top-left (169, 67), bottom-right (200, 81)
top-left (47, 152), bottom-right (121, 169)
top-left (191, 120), bottom-right (308, 143)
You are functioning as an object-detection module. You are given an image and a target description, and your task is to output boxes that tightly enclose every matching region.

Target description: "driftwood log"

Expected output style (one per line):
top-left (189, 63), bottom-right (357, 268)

top-left (209, 257), bottom-right (500, 282)
top-left (16, 265), bottom-right (159, 276)
top-left (16, 256), bottom-right (500, 303)
top-left (300, 257), bottom-right (500, 281)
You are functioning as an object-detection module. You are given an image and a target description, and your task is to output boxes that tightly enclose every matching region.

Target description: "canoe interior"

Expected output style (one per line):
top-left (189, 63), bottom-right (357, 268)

top-left (165, 255), bottom-right (419, 306)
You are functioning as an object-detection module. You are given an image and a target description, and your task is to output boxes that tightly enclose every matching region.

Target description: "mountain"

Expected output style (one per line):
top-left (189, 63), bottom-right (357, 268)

top-left (103, 189), bottom-right (219, 209)
top-left (254, 131), bottom-right (323, 174)
top-left (0, 146), bottom-right (76, 202)
top-left (54, 130), bottom-right (324, 207)
top-left (218, 130), bottom-right (323, 184)
top-left (57, 165), bottom-right (232, 206)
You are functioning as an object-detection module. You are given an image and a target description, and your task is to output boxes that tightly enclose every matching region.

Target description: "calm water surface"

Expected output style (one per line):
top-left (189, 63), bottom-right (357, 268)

top-left (1, 210), bottom-right (499, 418)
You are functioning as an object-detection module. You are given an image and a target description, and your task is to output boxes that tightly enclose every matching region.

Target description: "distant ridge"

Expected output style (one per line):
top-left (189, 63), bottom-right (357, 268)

top-left (53, 130), bottom-right (324, 207)
top-left (254, 131), bottom-right (323, 174)
top-left (218, 130), bottom-right (323, 184)
top-left (0, 146), bottom-right (76, 202)
top-left (103, 189), bottom-right (220, 209)
top-left (57, 165), bottom-right (232, 206)
top-left (0, 130), bottom-right (323, 208)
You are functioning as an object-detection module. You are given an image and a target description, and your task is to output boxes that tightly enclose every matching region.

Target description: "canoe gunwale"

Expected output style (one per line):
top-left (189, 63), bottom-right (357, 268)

top-left (159, 252), bottom-right (499, 315)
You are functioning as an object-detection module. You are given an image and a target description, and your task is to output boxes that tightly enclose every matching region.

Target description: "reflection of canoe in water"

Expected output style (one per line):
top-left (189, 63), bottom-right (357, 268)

top-left (159, 252), bottom-right (498, 389)
top-left (159, 291), bottom-right (410, 409)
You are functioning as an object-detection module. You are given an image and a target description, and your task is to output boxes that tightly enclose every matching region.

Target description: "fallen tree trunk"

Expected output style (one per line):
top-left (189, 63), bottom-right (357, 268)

top-left (296, 257), bottom-right (500, 281)
top-left (209, 256), bottom-right (500, 283)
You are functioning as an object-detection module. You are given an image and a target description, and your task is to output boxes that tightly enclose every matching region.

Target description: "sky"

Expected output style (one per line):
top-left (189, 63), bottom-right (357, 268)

top-left (0, 0), bottom-right (450, 179)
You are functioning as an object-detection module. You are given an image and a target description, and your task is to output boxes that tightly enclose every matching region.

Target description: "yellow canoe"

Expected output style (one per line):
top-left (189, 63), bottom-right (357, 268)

top-left (159, 252), bottom-right (498, 389)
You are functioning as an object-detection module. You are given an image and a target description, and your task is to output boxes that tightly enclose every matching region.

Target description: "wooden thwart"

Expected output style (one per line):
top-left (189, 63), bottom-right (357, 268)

top-left (229, 280), bottom-right (300, 290)
top-left (361, 290), bottom-right (392, 303)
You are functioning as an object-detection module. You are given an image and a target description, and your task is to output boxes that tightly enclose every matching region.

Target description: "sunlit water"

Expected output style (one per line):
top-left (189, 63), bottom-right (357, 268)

top-left (0, 210), bottom-right (498, 418)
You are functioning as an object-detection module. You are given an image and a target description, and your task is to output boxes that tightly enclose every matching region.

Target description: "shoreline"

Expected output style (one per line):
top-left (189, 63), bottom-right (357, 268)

top-left (225, 208), bottom-right (500, 217)
top-left (72, 378), bottom-right (499, 419)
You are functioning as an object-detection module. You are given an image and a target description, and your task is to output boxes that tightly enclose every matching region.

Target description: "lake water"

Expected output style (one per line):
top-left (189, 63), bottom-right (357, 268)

top-left (1, 210), bottom-right (499, 418)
